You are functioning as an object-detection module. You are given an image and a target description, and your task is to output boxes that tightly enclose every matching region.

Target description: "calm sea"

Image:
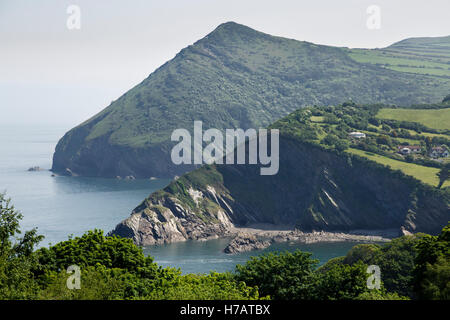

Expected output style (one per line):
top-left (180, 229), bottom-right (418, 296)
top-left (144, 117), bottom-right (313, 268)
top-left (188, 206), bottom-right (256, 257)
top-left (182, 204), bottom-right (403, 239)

top-left (0, 123), bottom-right (365, 274)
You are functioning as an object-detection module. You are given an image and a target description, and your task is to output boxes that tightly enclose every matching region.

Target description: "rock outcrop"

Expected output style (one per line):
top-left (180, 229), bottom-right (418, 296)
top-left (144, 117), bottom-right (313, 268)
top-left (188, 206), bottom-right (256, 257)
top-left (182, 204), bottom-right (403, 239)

top-left (27, 166), bottom-right (45, 172)
top-left (109, 186), bottom-right (235, 245)
top-left (224, 233), bottom-right (271, 254)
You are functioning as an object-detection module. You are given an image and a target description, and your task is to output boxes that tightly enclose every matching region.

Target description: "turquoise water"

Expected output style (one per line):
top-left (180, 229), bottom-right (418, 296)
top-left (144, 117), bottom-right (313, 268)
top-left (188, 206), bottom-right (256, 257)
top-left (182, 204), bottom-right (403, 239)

top-left (0, 123), bottom-right (364, 273)
top-left (0, 124), bottom-right (170, 246)
top-left (144, 239), bottom-right (362, 274)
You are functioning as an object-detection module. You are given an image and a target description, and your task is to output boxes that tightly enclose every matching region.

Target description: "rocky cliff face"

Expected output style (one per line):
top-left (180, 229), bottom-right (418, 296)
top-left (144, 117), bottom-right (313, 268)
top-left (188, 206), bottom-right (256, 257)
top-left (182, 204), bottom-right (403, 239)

top-left (109, 137), bottom-right (450, 245)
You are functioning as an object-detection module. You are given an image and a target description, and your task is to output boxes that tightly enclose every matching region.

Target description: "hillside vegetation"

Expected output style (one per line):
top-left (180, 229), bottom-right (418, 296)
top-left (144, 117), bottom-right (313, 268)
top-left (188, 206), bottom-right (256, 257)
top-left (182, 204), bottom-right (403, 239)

top-left (52, 22), bottom-right (450, 179)
top-left (348, 36), bottom-right (450, 78)
top-left (273, 100), bottom-right (450, 188)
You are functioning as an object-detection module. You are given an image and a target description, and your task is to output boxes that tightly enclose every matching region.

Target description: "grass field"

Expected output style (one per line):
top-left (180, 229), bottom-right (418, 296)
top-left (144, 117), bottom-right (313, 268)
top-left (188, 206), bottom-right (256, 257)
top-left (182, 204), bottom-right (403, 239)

top-left (376, 108), bottom-right (450, 131)
top-left (347, 148), bottom-right (449, 187)
top-left (310, 116), bottom-right (324, 122)
top-left (348, 49), bottom-right (450, 78)
top-left (348, 36), bottom-right (450, 78)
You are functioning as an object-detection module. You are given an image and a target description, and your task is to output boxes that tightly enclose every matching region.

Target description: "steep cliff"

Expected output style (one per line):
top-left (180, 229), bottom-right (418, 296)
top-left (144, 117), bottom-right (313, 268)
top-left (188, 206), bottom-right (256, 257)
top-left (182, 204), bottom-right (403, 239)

top-left (109, 135), bottom-right (449, 245)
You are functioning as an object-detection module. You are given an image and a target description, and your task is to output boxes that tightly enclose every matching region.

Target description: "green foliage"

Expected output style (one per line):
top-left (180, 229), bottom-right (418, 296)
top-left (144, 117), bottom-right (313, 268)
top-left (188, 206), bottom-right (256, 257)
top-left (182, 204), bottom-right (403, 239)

top-left (314, 262), bottom-right (373, 300)
top-left (322, 134), bottom-right (339, 146)
top-left (144, 272), bottom-right (261, 300)
top-left (0, 193), bottom-right (43, 299)
top-left (376, 135), bottom-right (392, 146)
top-left (234, 250), bottom-right (318, 299)
top-left (355, 291), bottom-right (410, 300)
top-left (413, 223), bottom-right (450, 299)
top-left (340, 236), bottom-right (421, 298)
top-left (34, 230), bottom-right (158, 278)
top-left (38, 266), bottom-right (126, 300)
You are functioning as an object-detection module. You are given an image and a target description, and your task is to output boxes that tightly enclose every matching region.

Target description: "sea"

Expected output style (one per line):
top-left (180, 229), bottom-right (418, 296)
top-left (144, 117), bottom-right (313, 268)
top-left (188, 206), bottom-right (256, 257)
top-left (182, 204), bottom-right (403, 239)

top-left (0, 123), bottom-right (365, 274)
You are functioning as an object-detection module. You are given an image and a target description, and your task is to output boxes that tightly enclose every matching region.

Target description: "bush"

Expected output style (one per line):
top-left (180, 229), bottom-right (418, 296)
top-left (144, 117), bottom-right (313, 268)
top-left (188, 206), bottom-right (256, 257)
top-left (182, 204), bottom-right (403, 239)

top-left (413, 223), bottom-right (450, 299)
top-left (234, 250), bottom-right (318, 299)
top-left (314, 262), bottom-right (373, 300)
top-left (0, 193), bottom-right (43, 299)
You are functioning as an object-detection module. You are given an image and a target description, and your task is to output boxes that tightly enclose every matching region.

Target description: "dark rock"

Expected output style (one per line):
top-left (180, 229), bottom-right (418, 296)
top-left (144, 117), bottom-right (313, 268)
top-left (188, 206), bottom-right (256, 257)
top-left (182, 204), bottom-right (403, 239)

top-left (28, 166), bottom-right (44, 172)
top-left (224, 233), bottom-right (271, 254)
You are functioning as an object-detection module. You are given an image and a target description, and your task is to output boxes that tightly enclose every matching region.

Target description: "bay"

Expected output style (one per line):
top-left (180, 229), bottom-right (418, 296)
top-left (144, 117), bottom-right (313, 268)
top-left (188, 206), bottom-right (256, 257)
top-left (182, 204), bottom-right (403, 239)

top-left (0, 123), bottom-right (366, 273)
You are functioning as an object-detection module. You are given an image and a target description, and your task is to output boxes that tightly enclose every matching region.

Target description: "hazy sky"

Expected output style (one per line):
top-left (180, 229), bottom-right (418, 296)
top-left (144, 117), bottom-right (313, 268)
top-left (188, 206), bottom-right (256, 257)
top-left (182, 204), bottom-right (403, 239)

top-left (1, 0), bottom-right (450, 126)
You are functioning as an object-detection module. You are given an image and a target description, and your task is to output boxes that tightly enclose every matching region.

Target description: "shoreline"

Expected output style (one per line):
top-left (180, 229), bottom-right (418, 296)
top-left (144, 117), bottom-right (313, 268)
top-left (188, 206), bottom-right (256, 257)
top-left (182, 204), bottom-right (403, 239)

top-left (231, 223), bottom-right (395, 242)
top-left (222, 224), bottom-right (396, 254)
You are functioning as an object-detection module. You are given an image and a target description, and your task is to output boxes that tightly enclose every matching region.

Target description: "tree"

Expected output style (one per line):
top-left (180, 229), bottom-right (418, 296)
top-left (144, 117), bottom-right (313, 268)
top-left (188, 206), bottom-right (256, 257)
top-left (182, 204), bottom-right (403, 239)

top-left (314, 262), bottom-right (373, 300)
top-left (376, 134), bottom-right (391, 146)
top-left (334, 236), bottom-right (423, 298)
top-left (335, 139), bottom-right (350, 152)
top-left (436, 163), bottom-right (450, 189)
top-left (34, 229), bottom-right (159, 277)
top-left (413, 223), bottom-right (450, 299)
top-left (0, 193), bottom-right (44, 299)
top-left (321, 134), bottom-right (339, 146)
top-left (234, 250), bottom-right (318, 299)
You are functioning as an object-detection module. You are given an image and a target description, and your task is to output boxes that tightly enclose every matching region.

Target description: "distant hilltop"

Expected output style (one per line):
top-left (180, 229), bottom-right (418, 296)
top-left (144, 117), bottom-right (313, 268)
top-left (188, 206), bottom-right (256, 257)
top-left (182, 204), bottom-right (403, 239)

top-left (52, 21), bottom-right (450, 179)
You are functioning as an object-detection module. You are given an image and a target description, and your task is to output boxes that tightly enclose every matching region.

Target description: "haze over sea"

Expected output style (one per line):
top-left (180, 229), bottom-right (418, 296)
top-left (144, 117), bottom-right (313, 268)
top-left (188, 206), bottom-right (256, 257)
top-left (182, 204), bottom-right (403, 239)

top-left (0, 123), bottom-right (362, 273)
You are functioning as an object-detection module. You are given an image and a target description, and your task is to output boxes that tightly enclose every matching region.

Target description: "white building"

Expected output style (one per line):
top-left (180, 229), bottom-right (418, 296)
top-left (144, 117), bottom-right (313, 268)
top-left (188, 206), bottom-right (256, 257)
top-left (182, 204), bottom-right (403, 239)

top-left (348, 132), bottom-right (366, 139)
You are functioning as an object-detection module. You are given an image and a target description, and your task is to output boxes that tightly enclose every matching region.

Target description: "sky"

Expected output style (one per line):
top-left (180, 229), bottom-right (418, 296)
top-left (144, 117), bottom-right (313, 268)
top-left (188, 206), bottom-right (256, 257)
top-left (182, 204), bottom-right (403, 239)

top-left (1, 0), bottom-right (450, 126)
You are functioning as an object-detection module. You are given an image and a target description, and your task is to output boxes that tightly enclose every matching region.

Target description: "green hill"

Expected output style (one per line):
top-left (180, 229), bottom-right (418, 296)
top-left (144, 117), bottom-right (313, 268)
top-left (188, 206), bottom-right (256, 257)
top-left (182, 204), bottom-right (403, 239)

top-left (109, 102), bottom-right (450, 246)
top-left (348, 35), bottom-right (450, 78)
top-left (52, 22), bottom-right (450, 178)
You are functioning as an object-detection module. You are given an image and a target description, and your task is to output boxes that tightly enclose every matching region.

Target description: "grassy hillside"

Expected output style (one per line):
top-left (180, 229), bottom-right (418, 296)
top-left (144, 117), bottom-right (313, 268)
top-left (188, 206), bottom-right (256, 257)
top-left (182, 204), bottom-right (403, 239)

top-left (376, 108), bottom-right (450, 131)
top-left (52, 22), bottom-right (450, 178)
top-left (271, 101), bottom-right (450, 188)
top-left (347, 148), bottom-right (447, 187)
top-left (348, 36), bottom-right (450, 78)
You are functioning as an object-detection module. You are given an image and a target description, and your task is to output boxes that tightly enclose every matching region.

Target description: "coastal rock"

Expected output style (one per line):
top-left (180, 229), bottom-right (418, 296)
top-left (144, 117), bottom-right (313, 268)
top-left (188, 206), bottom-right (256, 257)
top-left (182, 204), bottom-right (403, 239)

top-left (108, 187), bottom-right (234, 245)
top-left (28, 166), bottom-right (44, 172)
top-left (224, 233), bottom-right (271, 254)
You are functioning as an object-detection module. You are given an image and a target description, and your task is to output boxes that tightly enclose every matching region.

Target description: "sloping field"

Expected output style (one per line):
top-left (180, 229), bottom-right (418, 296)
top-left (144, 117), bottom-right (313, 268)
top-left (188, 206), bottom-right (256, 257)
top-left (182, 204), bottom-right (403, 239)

top-left (375, 108), bottom-right (450, 131)
top-left (347, 148), bottom-right (448, 187)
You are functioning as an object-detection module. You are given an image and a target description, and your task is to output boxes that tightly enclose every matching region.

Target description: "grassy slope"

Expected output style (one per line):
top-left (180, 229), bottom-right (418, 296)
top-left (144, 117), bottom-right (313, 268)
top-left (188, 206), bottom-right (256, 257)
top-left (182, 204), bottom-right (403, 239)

top-left (376, 108), bottom-right (450, 131)
top-left (347, 148), bottom-right (448, 188)
top-left (351, 106), bottom-right (449, 187)
top-left (272, 103), bottom-right (449, 188)
top-left (348, 36), bottom-right (450, 78)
